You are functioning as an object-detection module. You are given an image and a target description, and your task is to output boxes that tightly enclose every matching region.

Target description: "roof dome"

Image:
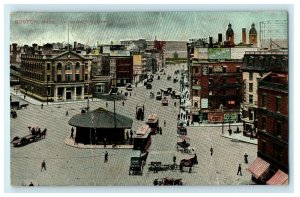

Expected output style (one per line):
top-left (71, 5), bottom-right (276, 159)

top-left (249, 23), bottom-right (257, 34)
top-left (226, 23), bottom-right (234, 37)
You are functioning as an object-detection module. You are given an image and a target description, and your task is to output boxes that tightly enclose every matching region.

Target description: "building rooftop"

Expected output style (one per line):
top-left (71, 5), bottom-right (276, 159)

top-left (68, 107), bottom-right (133, 129)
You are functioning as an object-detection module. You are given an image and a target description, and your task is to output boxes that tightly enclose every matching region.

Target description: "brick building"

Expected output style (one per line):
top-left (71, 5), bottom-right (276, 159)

top-left (191, 60), bottom-right (243, 123)
top-left (252, 72), bottom-right (288, 183)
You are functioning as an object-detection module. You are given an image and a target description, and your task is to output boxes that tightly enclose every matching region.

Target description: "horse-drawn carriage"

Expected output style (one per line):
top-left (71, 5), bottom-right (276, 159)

top-left (129, 150), bottom-right (149, 175)
top-left (176, 136), bottom-right (194, 154)
top-left (11, 128), bottom-right (47, 147)
top-left (153, 177), bottom-right (183, 186)
top-left (148, 162), bottom-right (178, 172)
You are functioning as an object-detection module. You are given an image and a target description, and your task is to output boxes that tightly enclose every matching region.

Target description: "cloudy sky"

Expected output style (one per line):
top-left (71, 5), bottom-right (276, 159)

top-left (10, 11), bottom-right (288, 46)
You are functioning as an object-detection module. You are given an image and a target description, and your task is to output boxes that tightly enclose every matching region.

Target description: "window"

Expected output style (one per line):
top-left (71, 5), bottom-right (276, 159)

top-left (222, 66), bottom-right (227, 73)
top-left (276, 96), bottom-right (282, 113)
top-left (249, 109), bottom-right (253, 120)
top-left (249, 72), bottom-right (253, 80)
top-left (194, 102), bottom-right (198, 108)
top-left (209, 67), bottom-right (213, 74)
top-left (47, 63), bottom-right (51, 70)
top-left (47, 75), bottom-right (50, 82)
top-left (275, 145), bottom-right (283, 163)
top-left (249, 83), bottom-right (253, 92)
top-left (75, 74), bottom-right (80, 81)
top-left (236, 67), bottom-right (240, 73)
top-left (209, 78), bottom-right (213, 85)
top-left (85, 74), bottom-right (88, 81)
top-left (47, 87), bottom-right (51, 96)
top-left (65, 74), bottom-right (72, 82)
top-left (262, 116), bottom-right (266, 131)
top-left (193, 90), bottom-right (198, 96)
top-left (84, 86), bottom-right (88, 94)
top-left (262, 94), bottom-right (267, 108)
top-left (57, 74), bottom-right (61, 82)
top-left (75, 62), bottom-right (81, 70)
top-left (66, 63), bottom-right (72, 70)
top-left (209, 91), bottom-right (212, 96)
top-left (57, 62), bottom-right (62, 70)
top-left (195, 67), bottom-right (199, 73)
top-left (249, 94), bottom-right (253, 104)
top-left (276, 121), bottom-right (282, 137)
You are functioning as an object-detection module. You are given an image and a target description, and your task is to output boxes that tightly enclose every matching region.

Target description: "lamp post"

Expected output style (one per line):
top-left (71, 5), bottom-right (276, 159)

top-left (46, 76), bottom-right (49, 105)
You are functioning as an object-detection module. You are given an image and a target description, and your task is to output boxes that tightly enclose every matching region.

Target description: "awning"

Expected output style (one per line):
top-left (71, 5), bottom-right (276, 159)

top-left (247, 157), bottom-right (270, 179)
top-left (266, 170), bottom-right (288, 185)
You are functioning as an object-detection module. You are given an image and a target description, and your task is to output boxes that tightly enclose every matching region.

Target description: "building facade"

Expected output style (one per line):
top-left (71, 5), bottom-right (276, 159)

top-left (20, 51), bottom-right (93, 102)
top-left (255, 71), bottom-right (288, 182)
top-left (241, 51), bottom-right (288, 132)
top-left (191, 60), bottom-right (243, 123)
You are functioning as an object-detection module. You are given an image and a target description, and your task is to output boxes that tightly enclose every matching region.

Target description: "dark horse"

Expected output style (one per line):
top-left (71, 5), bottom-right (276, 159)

top-left (41, 128), bottom-right (47, 139)
top-left (179, 154), bottom-right (198, 173)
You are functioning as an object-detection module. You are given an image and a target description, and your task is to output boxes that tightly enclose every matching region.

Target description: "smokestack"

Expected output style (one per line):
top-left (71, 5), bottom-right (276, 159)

top-left (242, 28), bottom-right (246, 44)
top-left (209, 36), bottom-right (213, 47)
top-left (218, 33), bottom-right (222, 43)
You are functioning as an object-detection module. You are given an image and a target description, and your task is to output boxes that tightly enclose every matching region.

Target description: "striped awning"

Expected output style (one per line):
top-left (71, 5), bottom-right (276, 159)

top-left (266, 170), bottom-right (288, 185)
top-left (247, 157), bottom-right (270, 179)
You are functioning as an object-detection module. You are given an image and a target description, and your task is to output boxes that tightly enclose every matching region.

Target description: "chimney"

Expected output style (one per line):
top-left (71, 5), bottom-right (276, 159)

top-left (32, 43), bottom-right (38, 51)
top-left (218, 33), bottom-right (222, 43)
top-left (209, 36), bottom-right (213, 47)
top-left (242, 28), bottom-right (246, 44)
top-left (12, 43), bottom-right (17, 51)
top-left (74, 41), bottom-right (77, 51)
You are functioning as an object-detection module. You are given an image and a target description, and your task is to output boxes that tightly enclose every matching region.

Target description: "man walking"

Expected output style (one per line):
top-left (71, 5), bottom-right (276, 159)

top-left (237, 164), bottom-right (242, 176)
top-left (210, 146), bottom-right (213, 156)
top-left (104, 151), bottom-right (108, 162)
top-left (41, 160), bottom-right (46, 171)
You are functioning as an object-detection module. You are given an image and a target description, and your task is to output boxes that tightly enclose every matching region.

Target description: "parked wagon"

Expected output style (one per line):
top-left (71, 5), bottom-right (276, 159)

top-left (148, 162), bottom-right (178, 172)
top-left (11, 134), bottom-right (41, 147)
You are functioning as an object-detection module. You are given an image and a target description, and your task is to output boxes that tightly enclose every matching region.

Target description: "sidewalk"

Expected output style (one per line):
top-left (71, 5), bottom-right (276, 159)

top-left (64, 137), bottom-right (134, 149)
top-left (221, 132), bottom-right (258, 145)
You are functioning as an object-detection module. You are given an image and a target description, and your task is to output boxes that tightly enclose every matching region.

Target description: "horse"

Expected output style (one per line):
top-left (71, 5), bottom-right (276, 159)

top-left (19, 104), bottom-right (29, 109)
top-left (179, 154), bottom-right (198, 173)
top-left (41, 128), bottom-right (47, 139)
top-left (162, 177), bottom-right (183, 185)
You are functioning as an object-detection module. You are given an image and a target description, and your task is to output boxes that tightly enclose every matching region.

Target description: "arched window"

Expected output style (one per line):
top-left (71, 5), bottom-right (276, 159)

top-left (75, 62), bottom-right (80, 70)
top-left (57, 62), bottom-right (62, 70)
top-left (66, 63), bottom-right (72, 70)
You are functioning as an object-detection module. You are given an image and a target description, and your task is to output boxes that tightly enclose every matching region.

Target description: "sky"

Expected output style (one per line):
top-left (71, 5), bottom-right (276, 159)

top-left (10, 11), bottom-right (288, 46)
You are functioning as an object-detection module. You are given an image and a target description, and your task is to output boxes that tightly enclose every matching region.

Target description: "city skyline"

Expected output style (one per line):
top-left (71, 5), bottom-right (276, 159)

top-left (10, 11), bottom-right (288, 46)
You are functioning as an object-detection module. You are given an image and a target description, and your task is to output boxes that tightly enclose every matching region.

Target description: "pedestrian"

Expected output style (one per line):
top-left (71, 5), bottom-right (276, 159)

top-left (228, 128), bottom-right (232, 135)
top-left (164, 120), bottom-right (166, 127)
top-left (70, 127), bottom-right (74, 139)
top-left (237, 164), bottom-right (242, 176)
top-left (41, 103), bottom-right (43, 109)
top-left (210, 146), bottom-right (214, 156)
top-left (187, 120), bottom-right (190, 126)
top-left (177, 114), bottom-right (180, 120)
top-left (174, 102), bottom-right (176, 107)
top-left (24, 94), bottom-right (26, 100)
top-left (66, 110), bottom-right (68, 116)
top-left (183, 114), bottom-right (186, 120)
top-left (159, 127), bottom-right (162, 135)
top-left (122, 101), bottom-right (124, 106)
top-left (106, 102), bottom-right (108, 108)
top-left (41, 160), bottom-right (46, 171)
top-left (244, 153), bottom-right (248, 164)
top-left (180, 113), bottom-right (183, 119)
top-left (104, 151), bottom-right (108, 162)
top-left (236, 126), bottom-right (240, 133)
top-left (173, 155), bottom-right (176, 163)
top-left (130, 92), bottom-right (131, 96)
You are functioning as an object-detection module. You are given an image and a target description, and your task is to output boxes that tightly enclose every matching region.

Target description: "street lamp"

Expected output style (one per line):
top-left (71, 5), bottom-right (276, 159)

top-left (46, 76), bottom-right (49, 105)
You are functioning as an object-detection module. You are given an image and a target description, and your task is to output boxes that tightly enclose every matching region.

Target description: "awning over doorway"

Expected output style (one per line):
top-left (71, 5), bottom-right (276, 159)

top-left (247, 157), bottom-right (270, 179)
top-left (266, 170), bottom-right (288, 185)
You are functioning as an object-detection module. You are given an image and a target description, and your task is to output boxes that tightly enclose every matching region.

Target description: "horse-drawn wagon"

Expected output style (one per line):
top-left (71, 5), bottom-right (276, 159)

top-left (11, 128), bottom-right (47, 147)
top-left (153, 177), bottom-right (183, 186)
